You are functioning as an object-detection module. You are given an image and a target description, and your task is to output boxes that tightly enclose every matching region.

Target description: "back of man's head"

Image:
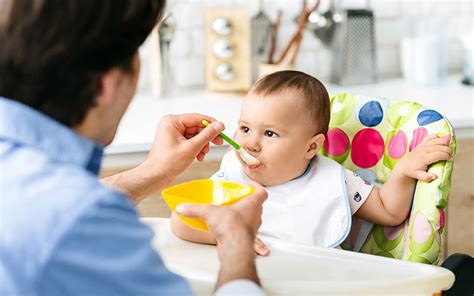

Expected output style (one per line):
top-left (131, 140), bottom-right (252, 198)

top-left (0, 0), bottom-right (165, 126)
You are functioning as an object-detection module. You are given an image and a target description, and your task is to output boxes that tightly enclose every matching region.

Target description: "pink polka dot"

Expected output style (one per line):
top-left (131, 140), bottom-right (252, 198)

top-left (387, 131), bottom-right (407, 159)
top-left (413, 214), bottom-right (432, 244)
top-left (351, 128), bottom-right (384, 168)
top-left (438, 208), bottom-right (445, 229)
top-left (324, 128), bottom-right (349, 157)
top-left (383, 224), bottom-right (403, 241)
top-left (409, 127), bottom-right (428, 151)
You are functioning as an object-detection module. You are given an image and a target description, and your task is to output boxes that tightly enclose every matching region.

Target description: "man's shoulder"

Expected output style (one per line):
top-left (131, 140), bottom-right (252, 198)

top-left (0, 146), bottom-right (134, 289)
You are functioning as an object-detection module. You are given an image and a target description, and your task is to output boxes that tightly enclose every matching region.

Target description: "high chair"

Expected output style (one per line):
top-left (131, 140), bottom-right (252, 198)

top-left (320, 93), bottom-right (457, 265)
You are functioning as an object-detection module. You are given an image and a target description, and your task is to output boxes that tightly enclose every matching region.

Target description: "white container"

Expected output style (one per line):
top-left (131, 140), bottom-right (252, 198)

top-left (143, 218), bottom-right (454, 296)
top-left (401, 35), bottom-right (448, 87)
top-left (460, 33), bottom-right (474, 85)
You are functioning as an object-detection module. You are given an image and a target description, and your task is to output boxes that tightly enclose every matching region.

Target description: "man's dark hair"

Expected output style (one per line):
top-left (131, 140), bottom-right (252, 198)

top-left (0, 0), bottom-right (165, 126)
top-left (251, 70), bottom-right (330, 135)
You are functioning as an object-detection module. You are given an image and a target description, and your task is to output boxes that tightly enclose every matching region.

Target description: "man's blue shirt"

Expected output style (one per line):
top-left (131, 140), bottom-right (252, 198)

top-left (0, 98), bottom-right (193, 295)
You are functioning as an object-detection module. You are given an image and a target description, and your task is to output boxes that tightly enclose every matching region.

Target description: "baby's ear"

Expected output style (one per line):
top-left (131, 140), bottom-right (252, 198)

top-left (305, 134), bottom-right (325, 159)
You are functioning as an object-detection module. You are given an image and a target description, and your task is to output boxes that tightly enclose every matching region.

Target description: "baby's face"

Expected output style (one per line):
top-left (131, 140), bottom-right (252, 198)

top-left (235, 89), bottom-right (319, 186)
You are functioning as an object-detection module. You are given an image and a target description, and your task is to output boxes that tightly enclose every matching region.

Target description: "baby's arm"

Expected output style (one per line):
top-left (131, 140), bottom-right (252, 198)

top-left (355, 135), bottom-right (451, 226)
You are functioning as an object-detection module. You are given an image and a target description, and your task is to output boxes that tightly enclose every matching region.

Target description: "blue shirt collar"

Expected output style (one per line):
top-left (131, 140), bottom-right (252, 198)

top-left (0, 97), bottom-right (104, 175)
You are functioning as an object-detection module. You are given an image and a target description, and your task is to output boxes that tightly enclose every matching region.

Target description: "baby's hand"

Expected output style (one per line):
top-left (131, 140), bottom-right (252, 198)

top-left (254, 237), bottom-right (270, 256)
top-left (395, 135), bottom-right (452, 182)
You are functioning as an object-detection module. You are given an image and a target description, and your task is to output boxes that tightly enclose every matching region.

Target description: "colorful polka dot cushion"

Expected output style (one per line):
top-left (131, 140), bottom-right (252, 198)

top-left (320, 93), bottom-right (456, 265)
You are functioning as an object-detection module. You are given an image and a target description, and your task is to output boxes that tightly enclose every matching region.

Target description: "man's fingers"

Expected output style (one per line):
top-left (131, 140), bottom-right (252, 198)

top-left (202, 144), bottom-right (210, 154)
top-left (232, 181), bottom-right (267, 210)
top-left (173, 113), bottom-right (216, 129)
top-left (211, 137), bottom-right (224, 145)
top-left (248, 181), bottom-right (268, 205)
top-left (196, 152), bottom-right (205, 162)
top-left (187, 121), bottom-right (225, 152)
top-left (176, 203), bottom-right (215, 219)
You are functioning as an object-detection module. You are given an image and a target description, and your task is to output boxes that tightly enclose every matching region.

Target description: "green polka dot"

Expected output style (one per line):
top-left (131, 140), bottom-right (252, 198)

top-left (323, 147), bottom-right (350, 164)
top-left (376, 251), bottom-right (394, 258)
top-left (438, 199), bottom-right (447, 209)
top-left (340, 242), bottom-right (351, 250)
top-left (329, 93), bottom-right (355, 126)
top-left (373, 225), bottom-right (404, 251)
top-left (409, 219), bottom-right (435, 255)
top-left (387, 101), bottom-right (421, 128)
top-left (408, 254), bottom-right (431, 264)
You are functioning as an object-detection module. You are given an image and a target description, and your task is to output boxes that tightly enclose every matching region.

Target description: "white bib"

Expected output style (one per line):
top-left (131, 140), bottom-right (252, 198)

top-left (211, 152), bottom-right (351, 248)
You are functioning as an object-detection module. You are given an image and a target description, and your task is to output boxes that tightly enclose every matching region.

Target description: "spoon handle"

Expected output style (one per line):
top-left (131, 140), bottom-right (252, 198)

top-left (201, 120), bottom-right (241, 150)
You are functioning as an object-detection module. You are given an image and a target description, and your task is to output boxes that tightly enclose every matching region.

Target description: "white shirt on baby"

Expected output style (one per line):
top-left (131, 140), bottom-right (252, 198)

top-left (211, 152), bottom-right (374, 248)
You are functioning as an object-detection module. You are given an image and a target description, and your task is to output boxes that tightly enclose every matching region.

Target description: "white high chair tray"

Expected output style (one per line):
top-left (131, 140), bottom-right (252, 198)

top-left (142, 218), bottom-right (454, 296)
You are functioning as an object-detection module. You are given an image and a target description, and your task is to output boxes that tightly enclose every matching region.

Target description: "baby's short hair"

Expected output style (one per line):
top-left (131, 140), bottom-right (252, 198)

top-left (251, 70), bottom-right (330, 135)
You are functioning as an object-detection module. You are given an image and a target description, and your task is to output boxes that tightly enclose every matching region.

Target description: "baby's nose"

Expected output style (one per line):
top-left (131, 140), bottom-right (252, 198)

top-left (244, 139), bottom-right (261, 153)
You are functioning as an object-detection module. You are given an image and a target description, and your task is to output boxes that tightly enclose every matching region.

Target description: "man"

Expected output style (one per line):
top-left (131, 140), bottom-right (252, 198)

top-left (0, 0), bottom-right (267, 295)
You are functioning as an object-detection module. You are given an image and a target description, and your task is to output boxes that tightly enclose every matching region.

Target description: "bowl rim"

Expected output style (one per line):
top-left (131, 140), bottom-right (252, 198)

top-left (161, 179), bottom-right (255, 205)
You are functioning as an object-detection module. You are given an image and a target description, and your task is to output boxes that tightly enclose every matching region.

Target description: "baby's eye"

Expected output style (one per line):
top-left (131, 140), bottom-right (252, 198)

top-left (240, 126), bottom-right (250, 133)
top-left (264, 130), bottom-right (279, 138)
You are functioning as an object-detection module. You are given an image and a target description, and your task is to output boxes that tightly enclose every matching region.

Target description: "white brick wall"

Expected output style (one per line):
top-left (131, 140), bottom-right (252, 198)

top-left (140, 0), bottom-right (472, 89)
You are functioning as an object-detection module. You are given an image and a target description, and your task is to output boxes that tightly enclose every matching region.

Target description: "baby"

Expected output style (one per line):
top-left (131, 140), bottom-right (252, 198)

top-left (171, 70), bottom-right (451, 255)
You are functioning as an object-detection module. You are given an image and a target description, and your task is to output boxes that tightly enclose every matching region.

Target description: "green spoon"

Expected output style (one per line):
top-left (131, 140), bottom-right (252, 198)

top-left (202, 120), bottom-right (260, 166)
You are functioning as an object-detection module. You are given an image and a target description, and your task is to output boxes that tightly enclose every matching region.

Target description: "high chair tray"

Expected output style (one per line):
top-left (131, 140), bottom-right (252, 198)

top-left (142, 218), bottom-right (454, 296)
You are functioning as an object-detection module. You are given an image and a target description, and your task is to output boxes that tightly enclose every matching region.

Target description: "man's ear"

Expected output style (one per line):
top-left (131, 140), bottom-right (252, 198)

top-left (95, 69), bottom-right (121, 107)
top-left (305, 133), bottom-right (326, 159)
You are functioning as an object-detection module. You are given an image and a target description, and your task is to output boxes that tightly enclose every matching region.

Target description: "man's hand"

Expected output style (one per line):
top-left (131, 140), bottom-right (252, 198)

top-left (143, 113), bottom-right (224, 182)
top-left (393, 134), bottom-right (451, 182)
top-left (176, 182), bottom-right (267, 289)
top-left (102, 113), bottom-right (224, 204)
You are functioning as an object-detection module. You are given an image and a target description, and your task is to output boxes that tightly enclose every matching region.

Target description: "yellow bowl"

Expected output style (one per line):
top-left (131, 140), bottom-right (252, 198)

top-left (162, 179), bottom-right (255, 232)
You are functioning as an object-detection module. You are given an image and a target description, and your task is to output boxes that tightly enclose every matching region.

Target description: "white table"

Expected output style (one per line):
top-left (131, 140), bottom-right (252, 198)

top-left (142, 218), bottom-right (454, 296)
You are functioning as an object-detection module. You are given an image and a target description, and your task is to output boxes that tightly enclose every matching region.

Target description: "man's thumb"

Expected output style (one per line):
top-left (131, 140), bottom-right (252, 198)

top-left (176, 203), bottom-right (214, 219)
top-left (188, 121), bottom-right (224, 150)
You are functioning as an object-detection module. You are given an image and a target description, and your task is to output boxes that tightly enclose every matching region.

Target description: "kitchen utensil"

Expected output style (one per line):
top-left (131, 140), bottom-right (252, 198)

top-left (251, 0), bottom-right (273, 82)
top-left (330, 8), bottom-right (377, 85)
top-left (267, 9), bottom-right (282, 64)
top-left (275, 0), bottom-right (320, 65)
top-left (158, 12), bottom-right (176, 96)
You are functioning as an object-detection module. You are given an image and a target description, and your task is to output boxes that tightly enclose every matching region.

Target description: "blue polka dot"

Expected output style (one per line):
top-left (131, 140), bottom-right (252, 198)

top-left (359, 101), bottom-right (384, 127)
top-left (417, 110), bottom-right (443, 126)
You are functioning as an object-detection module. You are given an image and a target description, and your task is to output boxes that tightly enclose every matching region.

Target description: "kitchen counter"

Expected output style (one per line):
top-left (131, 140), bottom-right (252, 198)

top-left (104, 75), bottom-right (473, 168)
